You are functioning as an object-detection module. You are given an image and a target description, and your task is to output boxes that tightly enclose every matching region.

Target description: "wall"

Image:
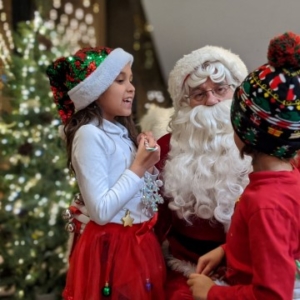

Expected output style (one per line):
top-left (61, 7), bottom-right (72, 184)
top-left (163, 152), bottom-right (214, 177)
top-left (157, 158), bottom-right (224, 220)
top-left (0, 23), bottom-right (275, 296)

top-left (142, 0), bottom-right (300, 83)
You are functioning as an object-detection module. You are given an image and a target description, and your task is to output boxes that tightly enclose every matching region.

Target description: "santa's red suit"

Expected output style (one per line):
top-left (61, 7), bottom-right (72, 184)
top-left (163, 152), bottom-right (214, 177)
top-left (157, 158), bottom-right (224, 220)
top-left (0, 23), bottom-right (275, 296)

top-left (156, 133), bottom-right (226, 249)
top-left (152, 45), bottom-right (250, 300)
top-left (155, 133), bottom-right (227, 299)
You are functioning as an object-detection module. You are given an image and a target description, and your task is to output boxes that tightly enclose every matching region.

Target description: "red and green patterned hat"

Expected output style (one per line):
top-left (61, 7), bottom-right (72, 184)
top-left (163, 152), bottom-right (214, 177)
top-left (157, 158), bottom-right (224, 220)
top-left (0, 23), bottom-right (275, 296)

top-left (231, 32), bottom-right (300, 159)
top-left (46, 47), bottom-right (133, 124)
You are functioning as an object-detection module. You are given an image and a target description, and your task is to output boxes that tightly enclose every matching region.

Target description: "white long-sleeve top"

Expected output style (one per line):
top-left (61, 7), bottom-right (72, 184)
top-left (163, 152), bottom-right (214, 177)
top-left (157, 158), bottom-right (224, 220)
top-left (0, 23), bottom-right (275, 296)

top-left (71, 119), bottom-right (158, 225)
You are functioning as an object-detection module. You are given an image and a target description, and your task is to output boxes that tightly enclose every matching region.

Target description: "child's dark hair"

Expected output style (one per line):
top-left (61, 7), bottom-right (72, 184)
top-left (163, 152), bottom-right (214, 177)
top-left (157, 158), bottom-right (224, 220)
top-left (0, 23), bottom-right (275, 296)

top-left (65, 101), bottom-right (138, 172)
top-left (239, 144), bottom-right (258, 160)
top-left (240, 144), bottom-right (293, 165)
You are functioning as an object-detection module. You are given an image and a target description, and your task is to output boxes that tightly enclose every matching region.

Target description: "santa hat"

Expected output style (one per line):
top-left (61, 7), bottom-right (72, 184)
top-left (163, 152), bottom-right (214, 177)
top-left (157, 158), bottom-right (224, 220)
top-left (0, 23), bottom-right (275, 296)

top-left (231, 32), bottom-right (300, 159)
top-left (46, 47), bottom-right (133, 124)
top-left (168, 45), bottom-right (248, 110)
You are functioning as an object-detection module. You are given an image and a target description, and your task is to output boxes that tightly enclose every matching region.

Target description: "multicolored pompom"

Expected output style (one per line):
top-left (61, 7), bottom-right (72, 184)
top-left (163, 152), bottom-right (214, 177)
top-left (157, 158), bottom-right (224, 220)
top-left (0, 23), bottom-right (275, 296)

top-left (267, 31), bottom-right (300, 68)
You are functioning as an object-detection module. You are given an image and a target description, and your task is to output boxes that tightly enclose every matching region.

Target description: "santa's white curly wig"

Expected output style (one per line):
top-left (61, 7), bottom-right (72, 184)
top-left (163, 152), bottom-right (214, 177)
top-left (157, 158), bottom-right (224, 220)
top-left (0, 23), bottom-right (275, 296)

top-left (168, 45), bottom-right (248, 111)
top-left (163, 46), bottom-right (251, 231)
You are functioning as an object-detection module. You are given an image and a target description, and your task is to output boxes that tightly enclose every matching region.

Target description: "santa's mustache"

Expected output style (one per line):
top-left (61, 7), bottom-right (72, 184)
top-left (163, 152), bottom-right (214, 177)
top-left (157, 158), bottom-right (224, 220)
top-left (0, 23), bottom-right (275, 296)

top-left (190, 99), bottom-right (232, 128)
top-left (173, 99), bottom-right (233, 137)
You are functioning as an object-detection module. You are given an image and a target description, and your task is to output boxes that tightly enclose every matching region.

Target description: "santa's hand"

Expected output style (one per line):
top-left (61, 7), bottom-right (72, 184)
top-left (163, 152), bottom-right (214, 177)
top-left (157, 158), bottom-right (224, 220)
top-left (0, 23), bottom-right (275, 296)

top-left (187, 273), bottom-right (215, 300)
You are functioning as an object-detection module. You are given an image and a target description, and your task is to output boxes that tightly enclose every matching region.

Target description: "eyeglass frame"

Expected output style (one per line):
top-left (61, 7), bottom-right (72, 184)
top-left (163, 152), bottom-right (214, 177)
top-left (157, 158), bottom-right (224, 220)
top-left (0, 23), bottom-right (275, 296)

top-left (184, 84), bottom-right (234, 104)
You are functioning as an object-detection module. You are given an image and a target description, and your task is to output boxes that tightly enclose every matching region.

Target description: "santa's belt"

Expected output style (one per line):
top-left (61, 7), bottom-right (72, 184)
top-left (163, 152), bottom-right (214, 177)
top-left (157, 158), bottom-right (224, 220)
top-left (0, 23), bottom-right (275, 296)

top-left (169, 229), bottom-right (224, 257)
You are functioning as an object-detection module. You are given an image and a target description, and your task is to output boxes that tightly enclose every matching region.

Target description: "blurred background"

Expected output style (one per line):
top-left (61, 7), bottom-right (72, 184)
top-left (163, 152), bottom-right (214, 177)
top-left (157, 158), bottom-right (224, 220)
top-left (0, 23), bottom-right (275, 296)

top-left (0, 0), bottom-right (299, 299)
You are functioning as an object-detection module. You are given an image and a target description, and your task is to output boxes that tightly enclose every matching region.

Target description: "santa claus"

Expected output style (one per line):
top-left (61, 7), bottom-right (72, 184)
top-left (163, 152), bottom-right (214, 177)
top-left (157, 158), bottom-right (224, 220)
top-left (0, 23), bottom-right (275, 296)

top-left (154, 45), bottom-right (252, 300)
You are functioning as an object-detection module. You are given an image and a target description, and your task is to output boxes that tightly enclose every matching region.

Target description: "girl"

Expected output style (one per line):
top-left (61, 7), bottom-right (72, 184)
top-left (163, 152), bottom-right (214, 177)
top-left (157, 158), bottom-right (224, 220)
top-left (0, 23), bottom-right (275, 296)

top-left (47, 47), bottom-right (166, 300)
top-left (187, 32), bottom-right (300, 299)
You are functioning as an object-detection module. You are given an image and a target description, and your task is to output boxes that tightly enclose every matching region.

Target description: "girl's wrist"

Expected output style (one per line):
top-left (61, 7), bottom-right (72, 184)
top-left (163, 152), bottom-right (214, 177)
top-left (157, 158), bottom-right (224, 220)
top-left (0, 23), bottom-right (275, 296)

top-left (147, 167), bottom-right (154, 174)
top-left (129, 164), bottom-right (147, 178)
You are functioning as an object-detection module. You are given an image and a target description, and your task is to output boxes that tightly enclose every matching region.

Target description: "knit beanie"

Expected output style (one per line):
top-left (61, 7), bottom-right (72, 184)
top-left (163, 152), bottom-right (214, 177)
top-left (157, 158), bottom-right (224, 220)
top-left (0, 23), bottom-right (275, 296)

top-left (231, 32), bottom-right (300, 159)
top-left (46, 47), bottom-right (133, 124)
top-left (168, 45), bottom-right (248, 110)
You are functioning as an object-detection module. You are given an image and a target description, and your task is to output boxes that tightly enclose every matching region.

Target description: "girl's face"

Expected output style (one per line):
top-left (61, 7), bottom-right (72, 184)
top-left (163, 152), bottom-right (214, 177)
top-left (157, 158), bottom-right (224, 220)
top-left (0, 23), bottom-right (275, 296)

top-left (96, 63), bottom-right (135, 121)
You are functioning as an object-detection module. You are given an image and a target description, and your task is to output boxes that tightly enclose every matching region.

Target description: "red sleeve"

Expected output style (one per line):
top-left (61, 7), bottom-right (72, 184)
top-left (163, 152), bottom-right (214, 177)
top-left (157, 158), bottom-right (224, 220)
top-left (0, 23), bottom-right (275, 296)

top-left (208, 209), bottom-right (296, 299)
top-left (156, 133), bottom-right (171, 172)
top-left (154, 133), bottom-right (172, 244)
top-left (220, 244), bottom-right (226, 253)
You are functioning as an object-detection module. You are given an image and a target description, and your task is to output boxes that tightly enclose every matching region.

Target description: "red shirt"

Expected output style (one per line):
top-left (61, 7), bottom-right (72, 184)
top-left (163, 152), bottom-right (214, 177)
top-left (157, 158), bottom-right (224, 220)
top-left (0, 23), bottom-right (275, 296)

top-left (209, 168), bottom-right (300, 300)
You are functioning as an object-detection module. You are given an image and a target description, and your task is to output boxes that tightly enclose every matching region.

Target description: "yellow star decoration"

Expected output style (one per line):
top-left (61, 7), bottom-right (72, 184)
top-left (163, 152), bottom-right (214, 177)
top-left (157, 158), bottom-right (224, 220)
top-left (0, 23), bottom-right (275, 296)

top-left (121, 209), bottom-right (134, 227)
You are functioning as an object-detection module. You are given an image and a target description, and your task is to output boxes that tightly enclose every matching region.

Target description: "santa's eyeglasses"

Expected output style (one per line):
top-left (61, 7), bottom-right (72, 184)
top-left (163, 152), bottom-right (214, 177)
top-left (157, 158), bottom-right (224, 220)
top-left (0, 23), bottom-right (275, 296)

top-left (185, 84), bottom-right (234, 103)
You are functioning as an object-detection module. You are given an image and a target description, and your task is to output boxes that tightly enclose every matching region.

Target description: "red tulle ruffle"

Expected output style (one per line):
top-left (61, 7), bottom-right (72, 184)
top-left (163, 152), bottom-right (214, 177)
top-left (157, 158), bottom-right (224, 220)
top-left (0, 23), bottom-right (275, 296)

top-left (63, 218), bottom-right (166, 300)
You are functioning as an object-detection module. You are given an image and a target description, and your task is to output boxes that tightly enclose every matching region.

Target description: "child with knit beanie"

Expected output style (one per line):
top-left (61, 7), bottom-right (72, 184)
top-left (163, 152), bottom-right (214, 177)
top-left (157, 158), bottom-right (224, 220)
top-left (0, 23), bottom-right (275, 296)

top-left (187, 32), bottom-right (300, 299)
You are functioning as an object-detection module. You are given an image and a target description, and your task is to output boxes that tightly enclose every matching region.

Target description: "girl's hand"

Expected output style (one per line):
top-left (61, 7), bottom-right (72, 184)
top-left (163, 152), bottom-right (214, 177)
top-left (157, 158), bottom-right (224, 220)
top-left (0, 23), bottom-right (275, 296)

top-left (196, 246), bottom-right (225, 275)
top-left (187, 273), bottom-right (215, 300)
top-left (137, 131), bottom-right (154, 144)
top-left (130, 134), bottom-right (160, 177)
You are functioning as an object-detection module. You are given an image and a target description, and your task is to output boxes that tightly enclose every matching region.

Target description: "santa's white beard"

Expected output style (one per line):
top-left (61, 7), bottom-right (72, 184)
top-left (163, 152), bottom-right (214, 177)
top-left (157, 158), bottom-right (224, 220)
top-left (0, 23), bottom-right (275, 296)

top-left (163, 99), bottom-right (252, 230)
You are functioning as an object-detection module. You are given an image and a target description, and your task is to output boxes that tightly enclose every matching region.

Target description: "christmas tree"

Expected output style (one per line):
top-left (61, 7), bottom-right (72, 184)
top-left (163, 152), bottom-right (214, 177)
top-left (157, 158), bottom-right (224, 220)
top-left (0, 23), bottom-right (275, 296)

top-left (0, 13), bottom-right (77, 299)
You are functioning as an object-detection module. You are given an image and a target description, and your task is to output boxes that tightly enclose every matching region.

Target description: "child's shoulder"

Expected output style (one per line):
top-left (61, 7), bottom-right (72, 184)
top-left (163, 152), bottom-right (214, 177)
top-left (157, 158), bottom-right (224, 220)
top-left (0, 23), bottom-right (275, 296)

top-left (77, 123), bottom-right (99, 133)
top-left (76, 123), bottom-right (98, 135)
top-left (241, 172), bottom-right (300, 214)
top-left (75, 123), bottom-right (107, 143)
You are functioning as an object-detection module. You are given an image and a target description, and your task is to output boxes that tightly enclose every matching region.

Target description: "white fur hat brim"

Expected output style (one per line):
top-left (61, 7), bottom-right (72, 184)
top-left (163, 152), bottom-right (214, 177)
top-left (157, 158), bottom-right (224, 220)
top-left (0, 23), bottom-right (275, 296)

top-left (68, 48), bottom-right (133, 111)
top-left (168, 45), bottom-right (248, 109)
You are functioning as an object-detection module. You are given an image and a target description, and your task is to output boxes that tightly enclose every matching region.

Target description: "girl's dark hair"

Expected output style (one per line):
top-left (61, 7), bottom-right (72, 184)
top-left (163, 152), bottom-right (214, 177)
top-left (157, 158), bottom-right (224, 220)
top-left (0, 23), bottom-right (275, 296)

top-left (64, 101), bottom-right (138, 172)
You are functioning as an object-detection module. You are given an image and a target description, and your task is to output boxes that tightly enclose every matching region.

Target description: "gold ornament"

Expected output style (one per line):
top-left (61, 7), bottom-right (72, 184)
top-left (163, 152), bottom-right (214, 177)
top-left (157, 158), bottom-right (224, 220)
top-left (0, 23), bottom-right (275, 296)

top-left (121, 209), bottom-right (134, 227)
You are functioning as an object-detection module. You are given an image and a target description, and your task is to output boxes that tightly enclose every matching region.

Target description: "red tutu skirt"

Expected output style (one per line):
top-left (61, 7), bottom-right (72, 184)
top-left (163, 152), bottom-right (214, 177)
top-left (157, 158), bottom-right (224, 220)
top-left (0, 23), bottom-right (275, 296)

top-left (63, 216), bottom-right (166, 300)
